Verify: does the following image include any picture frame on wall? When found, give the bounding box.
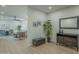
[33,21,41,27]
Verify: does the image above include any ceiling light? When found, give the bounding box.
[48,6,52,10]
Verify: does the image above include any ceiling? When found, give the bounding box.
[0,5,28,18]
[29,5,73,13]
[0,5,73,17]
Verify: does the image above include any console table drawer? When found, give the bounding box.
[64,37,77,43]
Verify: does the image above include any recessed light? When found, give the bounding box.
[48,6,52,10]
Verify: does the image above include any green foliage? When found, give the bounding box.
[17,25,21,32]
[43,20,53,38]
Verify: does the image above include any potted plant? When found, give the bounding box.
[16,25,21,38]
[43,20,52,42]
[17,25,21,32]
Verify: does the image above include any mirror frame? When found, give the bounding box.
[59,16,79,29]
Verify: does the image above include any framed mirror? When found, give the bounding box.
[60,16,79,29]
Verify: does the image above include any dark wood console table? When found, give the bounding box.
[57,33,79,51]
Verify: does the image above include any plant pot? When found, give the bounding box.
[47,37,51,42]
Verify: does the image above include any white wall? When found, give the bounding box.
[48,6,79,43]
[21,20,27,32]
[27,8,47,46]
